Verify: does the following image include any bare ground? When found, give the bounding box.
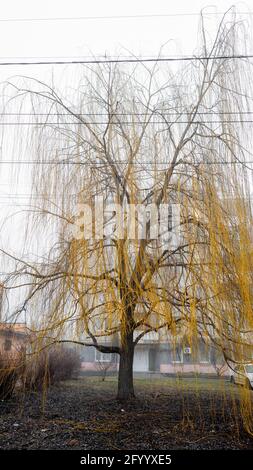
[0,376,253,450]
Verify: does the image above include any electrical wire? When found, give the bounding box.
[0,120,252,125]
[0,160,252,165]
[1,111,253,116]
[0,55,252,66]
[0,12,251,23]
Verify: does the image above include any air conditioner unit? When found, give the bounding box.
[184,347,191,354]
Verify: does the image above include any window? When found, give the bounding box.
[93,316,107,334]
[95,349,111,362]
[158,205,173,234]
[4,338,12,351]
[199,340,210,363]
[172,344,183,363]
[168,205,172,232]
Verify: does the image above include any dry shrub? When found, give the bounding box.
[23,346,81,391]
[0,352,23,399]
[95,360,117,381]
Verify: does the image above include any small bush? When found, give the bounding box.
[23,346,81,391]
[95,360,117,381]
[0,352,22,399]
[50,347,81,382]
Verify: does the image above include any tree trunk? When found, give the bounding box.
[117,334,135,401]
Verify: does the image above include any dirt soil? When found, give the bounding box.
[0,377,253,450]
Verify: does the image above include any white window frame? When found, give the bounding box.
[95,349,111,363]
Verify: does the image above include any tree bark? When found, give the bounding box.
[117,333,135,401]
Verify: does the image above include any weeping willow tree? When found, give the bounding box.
[1,11,253,405]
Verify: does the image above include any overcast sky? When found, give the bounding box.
[0,1,251,61]
[0,1,252,212]
[0,0,252,294]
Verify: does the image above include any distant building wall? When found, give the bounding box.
[160,363,230,375]
[0,323,28,357]
[78,338,229,375]
[133,348,149,371]
[80,345,118,371]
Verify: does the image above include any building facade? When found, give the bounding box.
[80,331,229,376]
[0,323,28,357]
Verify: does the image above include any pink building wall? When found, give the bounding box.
[160,363,230,375]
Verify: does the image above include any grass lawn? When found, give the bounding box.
[73,374,237,395]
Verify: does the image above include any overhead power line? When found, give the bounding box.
[0,54,252,66]
[1,111,253,116]
[0,120,252,125]
[0,12,251,23]
[0,160,252,166]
